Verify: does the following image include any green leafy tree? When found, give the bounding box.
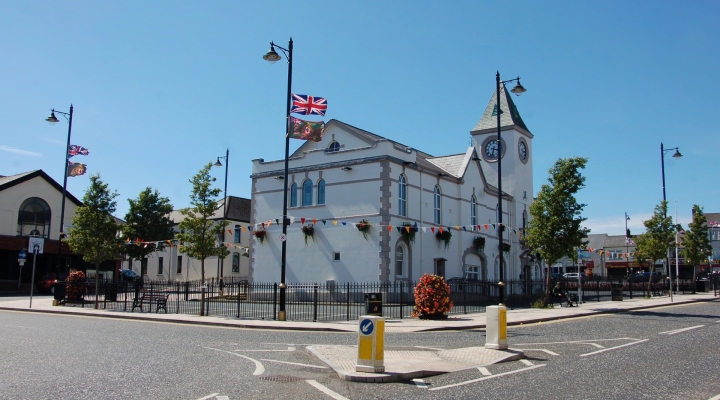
[525,157,590,305]
[680,205,712,287]
[633,201,675,292]
[123,188,174,273]
[66,174,121,309]
[175,163,229,316]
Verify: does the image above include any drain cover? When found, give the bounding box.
[258,375,305,383]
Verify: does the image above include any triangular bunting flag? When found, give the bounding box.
[484,224,489,231]
[322,220,326,225]
[387,225,393,232]
[431,227,435,234]
[405,226,411,233]
[312,218,317,225]
[333,221,338,225]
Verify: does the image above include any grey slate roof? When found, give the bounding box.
[425,153,467,177]
[604,235,632,248]
[586,234,607,250]
[169,196,250,224]
[471,82,529,133]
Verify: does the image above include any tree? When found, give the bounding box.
[123,188,174,274]
[680,205,712,288]
[524,157,590,305]
[633,201,674,293]
[175,163,229,316]
[66,174,121,309]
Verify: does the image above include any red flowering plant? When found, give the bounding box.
[253,229,267,244]
[412,273,454,319]
[66,270,87,301]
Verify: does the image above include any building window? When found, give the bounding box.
[434,258,446,277]
[434,185,442,224]
[471,195,477,230]
[333,252,340,261]
[232,252,240,272]
[141,258,148,276]
[326,141,340,153]
[17,197,51,238]
[522,210,527,233]
[466,264,480,280]
[317,179,325,205]
[302,179,313,206]
[395,244,406,277]
[398,174,407,217]
[290,183,298,207]
[234,225,241,243]
[177,256,182,274]
[158,257,164,275]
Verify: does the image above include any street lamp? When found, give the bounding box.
[263,38,293,321]
[214,149,229,282]
[625,212,631,275]
[660,142,682,203]
[495,72,526,305]
[45,105,74,273]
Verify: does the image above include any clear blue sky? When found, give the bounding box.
[2,1,718,236]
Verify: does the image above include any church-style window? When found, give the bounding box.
[433,185,442,224]
[471,195,477,230]
[17,197,51,238]
[326,141,340,153]
[398,175,407,217]
[290,183,298,207]
[317,179,326,205]
[302,179,313,206]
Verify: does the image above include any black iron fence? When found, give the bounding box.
[52,276,712,321]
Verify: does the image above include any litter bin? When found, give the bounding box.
[696,280,710,293]
[53,282,66,301]
[105,284,118,301]
[611,283,623,301]
[364,293,382,316]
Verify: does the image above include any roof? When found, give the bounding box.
[425,153,467,177]
[586,234,607,250]
[604,235,632,248]
[169,196,251,224]
[471,81,530,133]
[0,170,83,206]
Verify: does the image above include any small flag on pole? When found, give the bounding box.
[290,94,328,116]
[289,117,325,142]
[68,145,90,157]
[66,161,87,177]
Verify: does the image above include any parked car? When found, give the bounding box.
[36,273,68,294]
[118,269,141,283]
[563,273,586,280]
[630,272,662,282]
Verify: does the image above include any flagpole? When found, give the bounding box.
[46,105,73,274]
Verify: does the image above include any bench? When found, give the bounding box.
[132,293,170,313]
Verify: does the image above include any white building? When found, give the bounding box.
[250,84,536,284]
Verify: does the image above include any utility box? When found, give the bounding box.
[364,292,382,316]
[611,283,623,301]
[356,316,385,373]
[485,305,508,350]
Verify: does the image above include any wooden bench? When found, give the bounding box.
[132,293,170,313]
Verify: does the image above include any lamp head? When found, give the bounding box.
[263,44,282,64]
[214,157,223,167]
[45,111,59,125]
[510,79,526,96]
[672,149,682,158]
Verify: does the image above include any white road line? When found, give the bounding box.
[203,347,265,375]
[478,367,492,376]
[514,338,638,346]
[429,364,546,391]
[306,380,350,400]
[259,359,328,369]
[586,343,605,348]
[579,340,648,357]
[707,393,720,400]
[196,394,219,400]
[216,397,229,400]
[521,349,559,356]
[412,378,428,388]
[520,359,534,366]
[234,346,296,352]
[659,325,704,335]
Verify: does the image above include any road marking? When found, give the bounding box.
[520,359,534,366]
[203,347,265,375]
[235,346,296,352]
[708,394,720,400]
[216,397,229,400]
[429,364,546,391]
[579,339,648,357]
[412,378,428,388]
[196,394,219,400]
[414,346,446,351]
[659,325,704,335]
[259,359,328,369]
[586,343,605,348]
[478,367,492,376]
[306,380,350,400]
[514,337,638,346]
[521,349,559,356]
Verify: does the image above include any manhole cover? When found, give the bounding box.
[258,375,305,383]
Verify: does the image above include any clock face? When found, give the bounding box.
[519,141,527,160]
[484,140,499,159]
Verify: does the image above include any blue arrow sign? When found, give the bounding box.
[360,318,374,335]
[18,251,27,260]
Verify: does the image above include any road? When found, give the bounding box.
[0,301,718,399]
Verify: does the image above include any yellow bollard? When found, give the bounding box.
[356,316,385,373]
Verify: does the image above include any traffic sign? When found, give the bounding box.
[279,233,287,242]
[18,250,27,260]
[28,237,44,254]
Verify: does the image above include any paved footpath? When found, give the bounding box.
[2,293,716,382]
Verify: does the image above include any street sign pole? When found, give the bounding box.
[29,247,38,308]
[18,250,27,290]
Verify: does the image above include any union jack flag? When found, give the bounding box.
[290,94,327,116]
[68,145,90,157]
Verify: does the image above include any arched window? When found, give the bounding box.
[433,185,442,224]
[234,225,241,243]
[398,174,407,217]
[290,183,298,207]
[302,179,313,206]
[326,141,340,153]
[395,243,406,278]
[317,179,325,205]
[17,197,51,238]
[471,195,477,230]
[232,252,240,272]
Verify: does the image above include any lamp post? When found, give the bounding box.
[625,212,631,275]
[214,149,229,283]
[45,105,74,273]
[660,142,681,282]
[494,72,526,305]
[263,38,293,321]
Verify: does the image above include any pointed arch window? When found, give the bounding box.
[302,179,313,206]
[433,185,442,224]
[471,195,477,230]
[290,182,298,207]
[317,179,326,205]
[17,197,51,238]
[398,174,407,217]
